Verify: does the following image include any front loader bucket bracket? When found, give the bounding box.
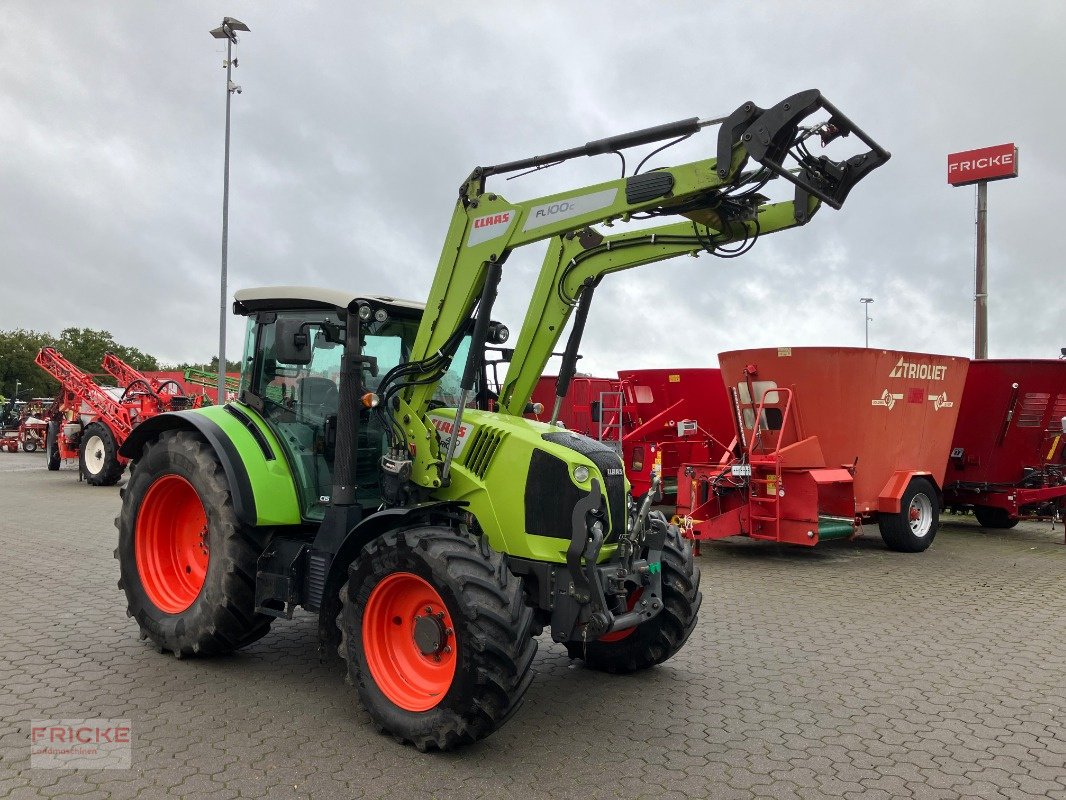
[717,89,891,219]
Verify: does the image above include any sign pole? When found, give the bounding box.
[975,181,988,359]
[947,142,1016,362]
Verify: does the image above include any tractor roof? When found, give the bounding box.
[233,286,425,315]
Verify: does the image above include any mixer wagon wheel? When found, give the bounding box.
[973,507,1019,530]
[79,422,125,486]
[566,524,702,673]
[878,477,939,552]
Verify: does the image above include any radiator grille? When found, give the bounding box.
[462,426,505,478]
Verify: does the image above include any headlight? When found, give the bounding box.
[374,308,389,323]
[573,465,590,483]
[358,305,373,321]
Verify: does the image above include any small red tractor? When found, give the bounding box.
[34,348,200,484]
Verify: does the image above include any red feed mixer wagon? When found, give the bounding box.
[677,347,969,552]
[944,359,1066,529]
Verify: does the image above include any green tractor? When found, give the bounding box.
[116,91,888,750]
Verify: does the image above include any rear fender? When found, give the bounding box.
[877,470,936,514]
[119,407,301,527]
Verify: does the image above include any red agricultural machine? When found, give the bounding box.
[528,375,619,437]
[616,368,734,500]
[677,347,969,552]
[34,348,200,484]
[528,369,734,501]
[0,398,50,453]
[944,359,1066,529]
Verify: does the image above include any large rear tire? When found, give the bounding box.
[79,422,124,486]
[879,477,939,552]
[566,524,702,674]
[338,526,537,751]
[116,430,271,656]
[973,506,1020,530]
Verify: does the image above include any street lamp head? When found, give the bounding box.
[860,297,874,304]
[210,17,250,43]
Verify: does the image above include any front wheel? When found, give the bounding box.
[879,477,939,552]
[79,422,124,485]
[566,524,702,674]
[45,421,61,470]
[116,430,272,656]
[338,526,537,751]
[22,437,38,453]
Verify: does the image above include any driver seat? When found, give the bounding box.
[297,376,338,417]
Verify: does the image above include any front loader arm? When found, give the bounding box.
[389,89,888,490]
[499,197,815,416]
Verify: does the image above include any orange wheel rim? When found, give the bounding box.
[599,587,644,643]
[362,572,457,712]
[134,475,209,614]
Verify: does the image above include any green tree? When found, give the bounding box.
[56,328,158,375]
[0,327,160,398]
[0,329,55,398]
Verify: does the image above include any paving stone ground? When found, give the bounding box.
[0,450,1063,799]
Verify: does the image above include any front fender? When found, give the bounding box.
[120,406,301,528]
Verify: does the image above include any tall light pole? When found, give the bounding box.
[860,297,874,348]
[209,17,249,405]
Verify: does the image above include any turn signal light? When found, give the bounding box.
[362,392,380,408]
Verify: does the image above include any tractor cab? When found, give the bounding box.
[233,287,474,519]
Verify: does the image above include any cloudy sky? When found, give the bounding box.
[1,2,1061,377]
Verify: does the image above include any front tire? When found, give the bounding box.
[79,422,124,486]
[879,477,939,552]
[338,526,537,751]
[22,437,38,453]
[566,524,702,674]
[45,421,61,470]
[973,506,1019,530]
[116,430,271,656]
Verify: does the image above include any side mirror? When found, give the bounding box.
[276,319,312,365]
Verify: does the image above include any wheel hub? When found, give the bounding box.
[413,612,446,656]
[362,573,458,712]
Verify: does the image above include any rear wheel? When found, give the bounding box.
[973,506,1019,529]
[116,430,271,656]
[338,526,537,751]
[566,524,702,674]
[79,422,124,486]
[45,421,60,470]
[879,477,939,552]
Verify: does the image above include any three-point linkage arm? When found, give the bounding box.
[386,89,889,489]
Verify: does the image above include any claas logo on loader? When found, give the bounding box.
[473,212,512,229]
